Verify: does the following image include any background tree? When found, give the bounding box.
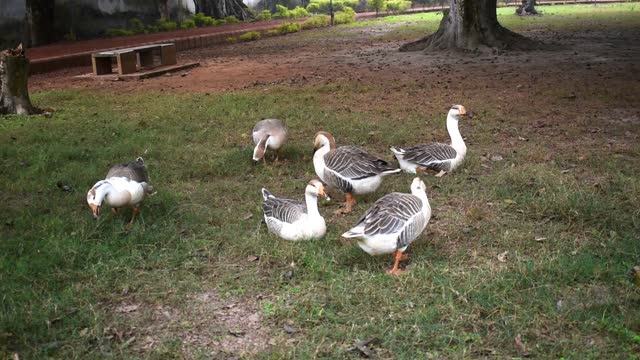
[516,0,539,16]
[369,0,386,15]
[400,0,537,52]
[25,0,55,47]
[0,45,39,115]
[194,0,252,20]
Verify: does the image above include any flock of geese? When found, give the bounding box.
[87,105,470,275]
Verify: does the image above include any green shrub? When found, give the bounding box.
[129,18,146,34]
[226,37,238,43]
[224,15,240,24]
[146,25,160,33]
[180,19,196,29]
[274,5,291,19]
[217,19,227,25]
[239,31,261,41]
[334,7,356,24]
[290,6,309,18]
[267,29,280,36]
[274,22,301,34]
[302,15,331,29]
[368,0,386,13]
[385,0,411,12]
[256,10,272,21]
[156,19,178,31]
[105,28,135,37]
[306,0,358,14]
[191,12,217,26]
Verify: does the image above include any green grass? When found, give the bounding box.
[2,3,640,358]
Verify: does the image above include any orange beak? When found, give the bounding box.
[459,106,467,117]
[89,204,101,219]
[318,186,330,201]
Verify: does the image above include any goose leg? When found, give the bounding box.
[387,251,407,276]
[334,193,357,214]
[274,149,280,163]
[435,170,447,178]
[262,156,267,166]
[126,207,139,229]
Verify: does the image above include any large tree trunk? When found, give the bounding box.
[25,0,55,47]
[0,45,39,115]
[157,0,170,20]
[400,0,536,52]
[195,0,251,21]
[516,0,539,16]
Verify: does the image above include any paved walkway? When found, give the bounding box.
[25,0,630,74]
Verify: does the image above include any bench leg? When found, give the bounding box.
[117,52,137,75]
[139,50,154,68]
[92,56,112,75]
[160,44,177,66]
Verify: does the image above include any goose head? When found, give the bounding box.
[447,104,470,121]
[410,177,427,197]
[253,135,270,162]
[86,180,108,219]
[313,131,336,154]
[307,179,329,199]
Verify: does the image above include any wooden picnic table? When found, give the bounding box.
[91,43,177,76]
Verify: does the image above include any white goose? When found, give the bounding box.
[342,177,431,275]
[313,131,401,214]
[261,179,328,241]
[391,105,470,177]
[87,157,154,228]
[252,119,288,164]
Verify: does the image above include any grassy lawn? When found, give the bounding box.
[2,3,640,359]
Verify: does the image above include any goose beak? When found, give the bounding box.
[459,106,467,117]
[90,204,101,219]
[318,186,330,201]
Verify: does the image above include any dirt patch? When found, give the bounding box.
[110,291,274,358]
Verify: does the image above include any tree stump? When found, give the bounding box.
[516,0,539,16]
[0,44,39,115]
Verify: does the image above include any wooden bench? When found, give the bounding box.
[91,43,177,76]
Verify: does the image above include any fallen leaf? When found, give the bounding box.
[228,330,245,337]
[518,136,528,141]
[283,324,297,334]
[242,212,253,220]
[79,328,89,337]
[497,251,509,263]
[514,334,529,356]
[247,255,259,262]
[491,154,504,162]
[504,199,516,205]
[534,237,547,242]
[347,337,378,358]
[116,304,139,313]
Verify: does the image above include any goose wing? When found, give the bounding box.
[402,143,457,172]
[106,157,150,183]
[262,190,306,224]
[253,119,287,144]
[325,146,397,180]
[356,193,425,247]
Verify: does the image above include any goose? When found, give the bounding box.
[342,177,431,275]
[87,157,155,227]
[313,131,401,214]
[261,179,328,241]
[252,119,288,164]
[391,105,470,177]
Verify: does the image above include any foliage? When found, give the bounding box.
[156,18,178,31]
[274,5,309,19]
[273,21,302,34]
[226,36,238,43]
[306,0,359,14]
[239,31,261,41]
[128,18,145,34]
[224,15,241,24]
[334,7,356,24]
[369,0,386,14]
[105,28,135,37]
[191,12,218,26]
[180,19,196,29]
[256,9,272,21]
[302,14,331,29]
[385,0,411,13]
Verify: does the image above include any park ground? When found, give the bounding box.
[2,3,640,359]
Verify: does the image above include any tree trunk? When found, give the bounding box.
[516,0,539,16]
[0,45,39,115]
[158,0,170,19]
[195,0,251,21]
[400,0,537,52]
[25,0,55,47]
